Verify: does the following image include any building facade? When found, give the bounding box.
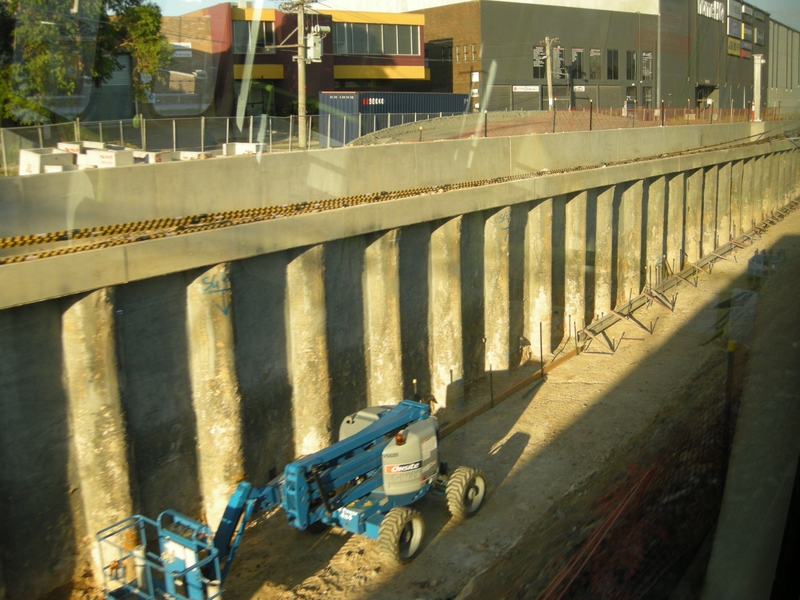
[332,0,798,113]
[154,3,427,117]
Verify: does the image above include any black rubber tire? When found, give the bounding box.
[377,507,425,565]
[446,466,486,519]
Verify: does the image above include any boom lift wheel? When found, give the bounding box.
[446,466,486,519]
[378,507,425,565]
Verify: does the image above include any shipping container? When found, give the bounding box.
[318,91,470,148]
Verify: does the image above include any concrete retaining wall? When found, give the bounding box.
[0,126,798,599]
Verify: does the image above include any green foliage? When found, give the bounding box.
[1,0,172,123]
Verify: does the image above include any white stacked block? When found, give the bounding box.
[19,148,75,176]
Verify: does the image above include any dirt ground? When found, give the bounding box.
[214,205,800,600]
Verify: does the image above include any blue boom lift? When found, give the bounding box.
[96,400,486,599]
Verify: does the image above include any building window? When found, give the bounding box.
[589,48,601,79]
[383,24,397,54]
[553,46,565,79]
[351,23,368,54]
[367,23,382,54]
[607,49,619,80]
[572,48,585,79]
[232,21,275,54]
[626,50,636,80]
[456,45,460,62]
[472,44,476,61]
[642,51,654,81]
[333,23,420,56]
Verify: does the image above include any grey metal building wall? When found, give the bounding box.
[478,3,659,110]
[768,20,800,112]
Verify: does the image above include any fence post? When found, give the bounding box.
[1,128,7,177]
[414,112,418,122]
[172,119,177,152]
[552,105,556,133]
[358,113,362,138]
[201,116,205,153]
[589,99,593,131]
[269,117,273,152]
[327,113,331,149]
[484,109,488,137]
[99,122,104,143]
[709,104,714,124]
[249,115,253,143]
[661,100,665,127]
[38,126,44,148]
[289,115,293,151]
[141,116,146,151]
[343,114,347,145]
[226,117,230,144]
[75,117,80,142]
[120,120,124,146]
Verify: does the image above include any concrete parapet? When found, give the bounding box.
[187,264,245,529]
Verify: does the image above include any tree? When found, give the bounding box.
[1,0,172,124]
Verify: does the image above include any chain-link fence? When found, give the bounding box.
[1,107,796,177]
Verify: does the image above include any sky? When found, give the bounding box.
[157,0,800,30]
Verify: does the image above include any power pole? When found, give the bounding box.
[542,36,559,112]
[296,0,307,149]
[753,53,765,122]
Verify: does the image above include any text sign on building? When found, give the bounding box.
[753,9,764,21]
[727,17,741,37]
[740,48,752,59]
[642,51,654,80]
[698,0,725,22]
[741,39,752,51]
[741,4,753,16]
[171,42,192,58]
[573,85,586,92]
[741,22,753,41]
[755,27,764,45]
[727,37,741,55]
[533,46,545,68]
[513,85,540,92]
[727,0,742,20]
